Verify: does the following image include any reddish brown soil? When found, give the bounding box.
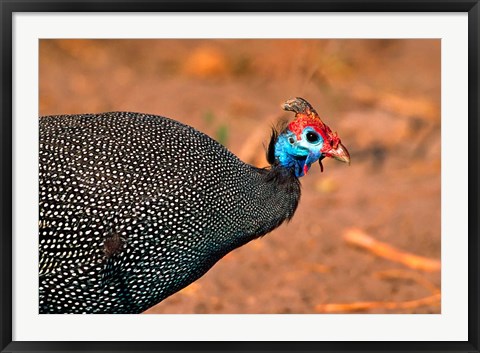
[40,39,441,314]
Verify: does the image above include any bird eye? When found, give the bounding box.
[306,131,319,143]
[288,137,295,144]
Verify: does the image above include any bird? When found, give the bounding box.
[39,97,350,314]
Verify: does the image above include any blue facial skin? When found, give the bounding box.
[274,127,324,177]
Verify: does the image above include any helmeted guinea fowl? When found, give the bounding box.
[39,97,350,314]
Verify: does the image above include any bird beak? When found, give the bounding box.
[327,142,351,165]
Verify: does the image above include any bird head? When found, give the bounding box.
[273,97,350,177]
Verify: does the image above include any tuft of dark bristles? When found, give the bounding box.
[266,120,289,166]
[266,128,278,165]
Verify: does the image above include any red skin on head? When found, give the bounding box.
[287,113,341,157]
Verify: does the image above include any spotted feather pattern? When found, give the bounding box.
[39,112,300,313]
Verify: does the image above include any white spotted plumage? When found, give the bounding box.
[39,112,300,313]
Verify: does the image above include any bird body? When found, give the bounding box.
[39,98,349,314]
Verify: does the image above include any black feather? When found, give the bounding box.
[39,112,302,313]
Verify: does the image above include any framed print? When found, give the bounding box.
[1,1,479,352]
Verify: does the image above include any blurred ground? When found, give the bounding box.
[40,39,441,314]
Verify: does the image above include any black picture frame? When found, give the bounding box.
[1,1,478,352]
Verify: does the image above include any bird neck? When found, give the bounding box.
[247,164,301,236]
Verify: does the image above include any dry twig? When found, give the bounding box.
[374,269,440,295]
[344,228,441,272]
[314,293,441,313]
